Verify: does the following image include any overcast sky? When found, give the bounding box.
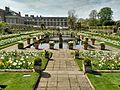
[0,0,120,20]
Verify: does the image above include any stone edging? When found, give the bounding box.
[94,70,120,73]
[85,74,95,90]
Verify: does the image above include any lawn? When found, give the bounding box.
[0,72,39,90]
[87,73,120,90]
[75,59,83,71]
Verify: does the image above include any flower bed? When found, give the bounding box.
[0,51,46,69]
[79,51,120,70]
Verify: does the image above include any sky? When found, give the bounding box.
[0,0,120,20]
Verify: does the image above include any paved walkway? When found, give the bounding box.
[37,49,92,90]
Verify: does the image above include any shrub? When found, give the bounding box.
[18,41,24,49]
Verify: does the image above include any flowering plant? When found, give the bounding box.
[0,51,45,69]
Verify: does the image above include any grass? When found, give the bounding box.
[0,72,39,90]
[75,58,83,71]
[87,73,120,90]
[0,42,18,50]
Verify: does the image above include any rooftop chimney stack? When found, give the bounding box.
[5,7,10,12]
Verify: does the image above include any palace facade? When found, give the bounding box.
[0,7,68,28]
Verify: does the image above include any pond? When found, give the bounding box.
[37,35,83,49]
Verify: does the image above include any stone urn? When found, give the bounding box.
[85,37,89,42]
[100,42,105,50]
[75,50,79,59]
[91,38,96,45]
[45,50,53,59]
[83,41,88,50]
[33,36,37,43]
[18,41,24,49]
[83,58,92,73]
[34,57,42,73]
[34,40,40,49]
[49,41,55,49]
[68,41,74,49]
[27,37,31,44]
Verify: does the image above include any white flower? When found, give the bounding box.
[13,62,17,66]
[18,62,22,65]
[115,61,118,63]
[26,56,29,58]
[0,56,4,59]
[99,64,102,67]
[20,57,24,61]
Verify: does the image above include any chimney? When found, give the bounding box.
[30,15,34,18]
[18,12,21,16]
[25,14,28,17]
[5,7,10,12]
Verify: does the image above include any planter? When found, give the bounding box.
[91,38,96,45]
[81,35,84,40]
[83,59,92,73]
[49,41,55,49]
[83,41,88,50]
[33,36,37,43]
[68,41,74,49]
[85,37,89,42]
[71,32,75,37]
[34,57,42,73]
[75,50,79,59]
[37,34,40,40]
[100,42,105,50]
[34,40,40,49]
[27,37,31,44]
[18,41,24,49]
[45,50,53,59]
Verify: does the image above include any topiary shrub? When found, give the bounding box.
[84,58,92,73]
[100,42,105,50]
[83,41,88,50]
[91,38,96,45]
[34,57,42,73]
[18,41,24,49]
[27,37,31,44]
[68,41,74,49]
[45,50,53,59]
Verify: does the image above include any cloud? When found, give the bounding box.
[0,0,120,20]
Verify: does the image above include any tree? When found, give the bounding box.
[75,21,81,31]
[89,10,97,19]
[98,7,113,25]
[68,10,77,29]
[89,10,98,26]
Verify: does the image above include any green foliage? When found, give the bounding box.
[34,57,42,66]
[75,50,79,59]
[84,58,91,66]
[45,50,53,59]
[103,20,115,26]
[0,22,7,28]
[98,7,113,24]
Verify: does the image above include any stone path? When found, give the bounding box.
[36,49,92,90]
